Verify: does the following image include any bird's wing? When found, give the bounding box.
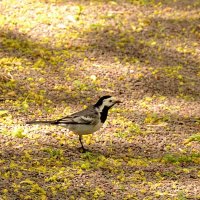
[55,106,98,125]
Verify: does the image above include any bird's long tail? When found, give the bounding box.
[26,120,57,125]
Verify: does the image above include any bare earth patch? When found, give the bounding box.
[0,0,200,199]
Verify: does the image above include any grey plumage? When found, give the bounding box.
[26,96,121,152]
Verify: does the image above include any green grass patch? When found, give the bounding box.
[43,148,63,158]
[185,133,200,143]
[1,126,27,138]
[162,153,200,164]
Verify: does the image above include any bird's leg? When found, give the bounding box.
[79,135,86,153]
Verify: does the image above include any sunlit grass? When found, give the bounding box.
[0,0,199,198]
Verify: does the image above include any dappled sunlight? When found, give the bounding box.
[151,6,200,20]
[0,0,200,199]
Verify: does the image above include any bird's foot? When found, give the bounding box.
[78,147,89,153]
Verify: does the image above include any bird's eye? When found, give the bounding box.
[109,100,112,102]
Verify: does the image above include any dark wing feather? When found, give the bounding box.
[55,106,98,125]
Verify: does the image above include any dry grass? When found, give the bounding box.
[0,0,200,199]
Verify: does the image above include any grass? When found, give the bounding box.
[0,0,200,199]
[162,153,200,165]
[185,133,200,143]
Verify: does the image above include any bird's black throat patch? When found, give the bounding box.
[100,106,109,123]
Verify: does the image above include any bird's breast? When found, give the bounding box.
[66,121,103,135]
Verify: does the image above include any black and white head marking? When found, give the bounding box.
[94,96,121,123]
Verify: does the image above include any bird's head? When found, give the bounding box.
[94,95,121,111]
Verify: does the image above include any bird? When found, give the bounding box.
[26,95,121,152]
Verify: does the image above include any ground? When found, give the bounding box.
[0,0,200,199]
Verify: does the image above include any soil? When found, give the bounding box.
[0,0,200,199]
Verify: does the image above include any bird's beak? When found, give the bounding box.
[115,100,122,104]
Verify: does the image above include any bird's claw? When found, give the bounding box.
[78,147,89,153]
